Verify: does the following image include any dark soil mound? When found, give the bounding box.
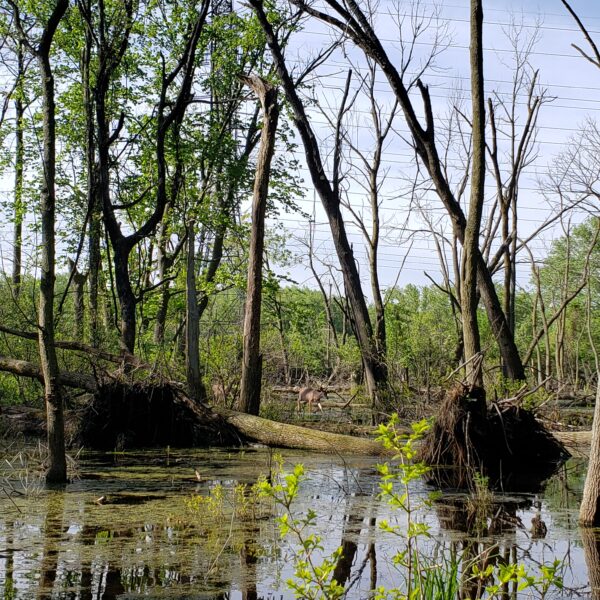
[419,383,570,491]
[78,381,243,450]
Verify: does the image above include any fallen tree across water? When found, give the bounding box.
[213,407,386,455]
[0,355,386,455]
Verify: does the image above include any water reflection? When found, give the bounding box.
[582,527,600,599]
[39,492,66,597]
[0,448,596,598]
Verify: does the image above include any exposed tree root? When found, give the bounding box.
[419,383,571,491]
[78,381,242,450]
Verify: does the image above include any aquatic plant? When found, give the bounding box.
[259,415,565,599]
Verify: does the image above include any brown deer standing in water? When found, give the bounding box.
[297,387,327,413]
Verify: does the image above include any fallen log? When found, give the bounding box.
[0,355,97,391]
[214,407,388,455]
[0,326,144,367]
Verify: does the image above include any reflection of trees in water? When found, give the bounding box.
[329,470,380,594]
[582,527,600,600]
[39,490,66,597]
[435,496,542,599]
[541,459,587,521]
[2,518,16,599]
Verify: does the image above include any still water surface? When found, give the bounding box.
[0,446,596,599]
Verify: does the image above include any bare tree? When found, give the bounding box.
[329,60,400,369]
[290,0,526,381]
[483,21,549,361]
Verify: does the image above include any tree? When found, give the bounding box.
[289,0,525,381]
[249,0,390,413]
[6,0,70,483]
[238,76,279,416]
[86,0,209,354]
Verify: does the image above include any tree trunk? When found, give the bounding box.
[476,255,525,380]
[580,376,600,526]
[153,224,170,345]
[81,2,101,347]
[238,76,279,415]
[115,244,137,354]
[69,259,87,341]
[461,0,485,388]
[12,42,24,299]
[215,408,387,455]
[87,190,102,346]
[186,221,204,402]
[35,0,70,482]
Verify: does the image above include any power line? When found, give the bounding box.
[299,18,600,60]
[375,0,600,26]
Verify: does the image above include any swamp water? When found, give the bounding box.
[0,446,597,599]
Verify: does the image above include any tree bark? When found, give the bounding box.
[238,76,279,416]
[186,221,205,402]
[580,376,600,526]
[12,41,24,299]
[32,0,70,483]
[215,407,388,455]
[68,259,87,341]
[81,7,101,347]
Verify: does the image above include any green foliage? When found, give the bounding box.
[385,286,459,384]
[258,464,346,600]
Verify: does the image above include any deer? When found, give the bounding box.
[297,387,327,413]
[212,382,226,404]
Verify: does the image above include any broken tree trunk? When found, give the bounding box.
[238,75,279,416]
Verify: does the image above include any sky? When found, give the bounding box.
[1,0,600,302]
[267,0,600,298]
